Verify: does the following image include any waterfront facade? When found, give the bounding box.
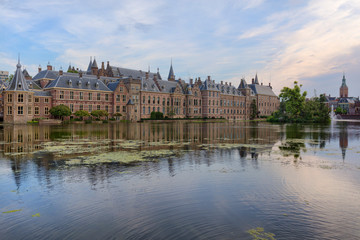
[2,58,279,123]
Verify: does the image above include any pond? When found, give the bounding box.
[0,121,359,239]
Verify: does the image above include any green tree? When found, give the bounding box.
[49,104,71,120]
[250,99,258,120]
[74,110,90,120]
[91,110,108,119]
[6,74,14,82]
[279,81,307,120]
[150,111,164,120]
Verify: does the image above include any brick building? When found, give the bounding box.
[2,58,279,123]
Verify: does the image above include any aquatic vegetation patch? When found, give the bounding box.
[319,165,333,169]
[247,227,276,240]
[32,213,40,217]
[2,209,22,214]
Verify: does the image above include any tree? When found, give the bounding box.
[279,81,307,120]
[91,110,108,119]
[74,110,90,120]
[150,111,164,120]
[250,99,258,120]
[5,74,14,82]
[49,104,71,120]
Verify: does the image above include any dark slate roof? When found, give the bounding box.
[238,78,248,89]
[248,84,277,97]
[32,70,58,80]
[254,74,259,84]
[33,91,51,96]
[7,61,30,91]
[110,66,158,79]
[156,68,162,80]
[92,58,98,68]
[142,77,161,92]
[200,79,220,91]
[22,69,31,78]
[44,75,111,92]
[218,83,242,96]
[107,81,120,91]
[156,79,179,93]
[168,64,174,80]
[27,80,42,90]
[87,57,93,74]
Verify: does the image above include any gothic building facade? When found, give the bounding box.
[2,58,279,123]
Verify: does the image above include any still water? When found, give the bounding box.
[0,121,359,239]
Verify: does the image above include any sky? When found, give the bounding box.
[1,0,360,97]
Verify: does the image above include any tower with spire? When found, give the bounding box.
[91,57,98,75]
[4,57,34,123]
[168,60,175,81]
[340,73,348,98]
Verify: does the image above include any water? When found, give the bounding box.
[0,121,360,239]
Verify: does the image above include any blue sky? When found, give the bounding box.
[1,0,360,97]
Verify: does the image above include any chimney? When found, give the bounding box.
[47,62,52,71]
[38,65,42,73]
[79,72,83,78]
[101,62,105,70]
[59,67,63,75]
[229,82,232,86]
[145,72,149,79]
[221,81,223,85]
[76,68,79,71]
[207,76,211,81]
[225,82,228,85]
[269,82,271,86]
[252,78,255,84]
[153,74,157,81]
[190,78,193,85]
[261,82,263,85]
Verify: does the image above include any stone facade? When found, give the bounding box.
[1,59,280,123]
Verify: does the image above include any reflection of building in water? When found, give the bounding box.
[339,123,348,161]
[1,122,280,187]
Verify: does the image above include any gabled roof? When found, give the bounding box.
[109,66,158,79]
[26,80,42,90]
[156,79,179,93]
[168,63,174,80]
[254,73,259,85]
[238,78,248,89]
[200,79,220,91]
[23,69,31,78]
[92,58,98,68]
[248,84,277,97]
[44,75,111,92]
[141,77,161,92]
[32,70,58,81]
[7,61,30,91]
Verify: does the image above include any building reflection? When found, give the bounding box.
[339,123,348,161]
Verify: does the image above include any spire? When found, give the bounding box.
[92,56,98,68]
[7,59,30,91]
[157,67,162,80]
[254,73,259,85]
[168,60,175,81]
[341,73,347,87]
[87,56,93,73]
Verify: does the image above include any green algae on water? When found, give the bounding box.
[3,209,22,214]
[247,227,276,240]
[32,213,40,217]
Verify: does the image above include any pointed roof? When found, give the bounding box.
[255,73,259,85]
[22,69,31,78]
[92,57,98,69]
[157,68,162,80]
[7,59,30,91]
[168,61,174,80]
[87,57,93,73]
[238,78,248,89]
[341,73,347,87]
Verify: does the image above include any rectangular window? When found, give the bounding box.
[123,106,126,112]
[122,95,126,102]
[80,92,83,100]
[35,97,39,103]
[45,107,49,115]
[60,91,64,99]
[97,105,100,110]
[70,104,74,112]
[143,106,145,114]
[116,106,120,112]
[35,107,39,115]
[97,93,101,101]
[7,94,12,103]
[89,105,92,112]
[7,106,12,115]
[28,107,32,115]
[18,94,23,102]
[80,104,83,110]
[18,106,23,115]
[105,94,109,101]
[117,95,121,102]
[70,91,74,100]
[120,87,123,92]
[105,106,108,112]
[89,93,92,100]
[28,95,32,102]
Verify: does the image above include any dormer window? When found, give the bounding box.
[151,84,155,89]
[18,83,22,88]
[68,79,72,86]
[161,85,164,89]
[143,83,147,88]
[95,82,99,89]
[77,80,82,86]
